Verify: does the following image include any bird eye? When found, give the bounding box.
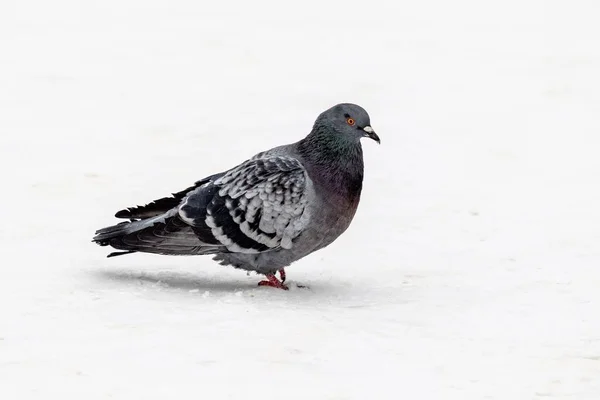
[346,118,355,126]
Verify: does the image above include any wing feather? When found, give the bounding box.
[179,156,310,253]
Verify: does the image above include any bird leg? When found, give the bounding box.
[278,268,286,283]
[258,272,289,290]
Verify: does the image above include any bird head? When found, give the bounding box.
[315,103,380,144]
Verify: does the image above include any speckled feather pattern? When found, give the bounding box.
[179,156,310,253]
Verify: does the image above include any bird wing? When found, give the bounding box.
[178,155,310,254]
[113,173,224,220]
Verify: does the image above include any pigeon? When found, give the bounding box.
[92,103,380,289]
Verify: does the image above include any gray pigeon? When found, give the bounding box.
[93,103,380,289]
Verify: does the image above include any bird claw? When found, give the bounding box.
[258,273,289,290]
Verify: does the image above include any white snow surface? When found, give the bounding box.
[1,1,600,399]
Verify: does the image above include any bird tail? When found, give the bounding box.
[93,211,175,244]
[92,210,222,257]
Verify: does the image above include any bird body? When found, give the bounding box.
[93,103,379,288]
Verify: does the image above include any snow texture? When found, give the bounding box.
[1,1,599,399]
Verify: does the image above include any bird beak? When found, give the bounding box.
[362,126,380,144]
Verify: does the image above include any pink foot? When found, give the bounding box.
[278,268,286,283]
[258,273,289,290]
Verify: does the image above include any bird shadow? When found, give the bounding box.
[93,268,260,293]
[90,267,383,308]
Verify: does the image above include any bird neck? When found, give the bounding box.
[297,128,365,202]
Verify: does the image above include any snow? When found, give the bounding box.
[1,0,600,398]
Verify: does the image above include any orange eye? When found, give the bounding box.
[346,117,355,126]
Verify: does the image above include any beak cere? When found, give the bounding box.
[362,126,381,144]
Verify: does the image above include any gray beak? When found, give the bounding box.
[362,126,380,144]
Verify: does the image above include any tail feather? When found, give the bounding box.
[93,211,177,245]
[107,250,137,258]
[93,209,226,256]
